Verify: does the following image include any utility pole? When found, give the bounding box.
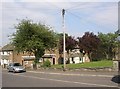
[62,9,66,70]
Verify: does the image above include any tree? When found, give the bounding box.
[58,33,77,64]
[98,32,118,60]
[77,32,101,61]
[12,19,57,69]
[59,34,77,53]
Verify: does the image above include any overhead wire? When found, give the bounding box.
[65,2,89,10]
[65,10,98,35]
[65,10,117,33]
[44,2,117,27]
[30,2,117,34]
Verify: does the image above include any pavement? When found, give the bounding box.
[1,66,119,78]
[25,68,119,78]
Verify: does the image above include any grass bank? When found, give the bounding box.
[51,60,113,69]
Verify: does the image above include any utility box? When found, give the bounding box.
[113,41,120,72]
[113,60,120,71]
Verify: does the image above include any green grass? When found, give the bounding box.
[51,60,113,69]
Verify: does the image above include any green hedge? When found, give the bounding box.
[42,60,51,67]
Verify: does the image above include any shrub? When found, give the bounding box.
[42,60,51,67]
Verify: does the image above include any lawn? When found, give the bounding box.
[51,60,113,69]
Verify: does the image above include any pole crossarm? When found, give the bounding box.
[62,9,65,17]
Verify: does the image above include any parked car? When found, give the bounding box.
[7,63,26,73]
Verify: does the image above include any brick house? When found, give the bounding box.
[0,44,90,68]
[0,44,15,68]
[0,44,60,68]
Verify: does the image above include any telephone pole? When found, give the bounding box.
[62,9,66,70]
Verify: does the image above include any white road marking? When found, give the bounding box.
[2,69,114,78]
[28,71,113,78]
[3,72,117,87]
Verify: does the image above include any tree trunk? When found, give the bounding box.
[33,62,37,69]
[33,49,44,69]
[33,57,39,69]
[67,51,70,64]
[89,52,92,61]
[105,52,109,59]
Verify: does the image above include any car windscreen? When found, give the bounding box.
[13,63,21,66]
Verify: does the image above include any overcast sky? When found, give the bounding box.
[1,0,119,47]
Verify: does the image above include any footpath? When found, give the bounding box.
[26,68,119,78]
[1,66,119,77]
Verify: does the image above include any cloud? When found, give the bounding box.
[2,0,119,2]
[0,2,2,46]
[69,2,117,25]
[2,2,63,45]
[91,3,118,25]
[1,1,118,46]
[2,2,58,27]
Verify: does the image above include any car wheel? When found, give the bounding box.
[8,70,10,72]
[13,69,16,73]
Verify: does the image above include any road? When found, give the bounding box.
[0,67,2,88]
[2,69,120,88]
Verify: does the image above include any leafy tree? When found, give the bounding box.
[58,33,67,54]
[58,33,77,64]
[77,32,101,61]
[58,34,77,53]
[98,32,118,60]
[12,19,57,69]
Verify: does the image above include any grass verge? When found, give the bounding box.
[51,60,113,69]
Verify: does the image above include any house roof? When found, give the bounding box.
[1,44,14,51]
[1,55,9,59]
[42,54,55,58]
[22,56,35,61]
[69,53,82,58]
[113,59,120,61]
[22,54,56,61]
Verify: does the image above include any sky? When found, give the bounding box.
[1,0,119,47]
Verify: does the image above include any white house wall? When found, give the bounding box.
[73,57,79,64]
[83,57,85,62]
[69,57,83,64]
[69,58,72,64]
[0,51,11,67]
[0,59,10,68]
[0,52,11,55]
[0,59,4,65]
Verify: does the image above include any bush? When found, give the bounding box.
[42,60,51,67]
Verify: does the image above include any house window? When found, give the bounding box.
[80,57,82,61]
[25,61,28,64]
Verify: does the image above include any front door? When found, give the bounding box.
[53,58,55,65]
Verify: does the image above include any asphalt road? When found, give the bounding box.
[2,69,119,88]
[0,67,2,88]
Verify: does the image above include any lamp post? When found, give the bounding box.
[62,9,66,70]
[116,30,120,88]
